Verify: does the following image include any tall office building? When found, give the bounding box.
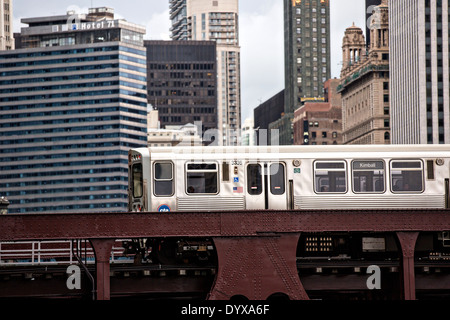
[0,0,14,50]
[366,0,382,48]
[145,40,217,140]
[253,90,285,146]
[169,0,241,146]
[0,8,148,213]
[278,0,331,145]
[390,0,450,144]
[339,0,390,146]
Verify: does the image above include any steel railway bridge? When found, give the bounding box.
[0,209,450,301]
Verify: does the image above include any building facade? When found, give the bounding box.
[338,1,390,145]
[366,0,382,48]
[293,79,343,145]
[169,0,241,146]
[145,40,217,140]
[278,0,331,145]
[0,8,148,213]
[390,0,450,144]
[241,117,255,146]
[148,124,202,148]
[293,102,343,145]
[253,90,285,146]
[0,0,14,50]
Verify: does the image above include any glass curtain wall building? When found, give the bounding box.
[145,40,217,139]
[0,8,148,213]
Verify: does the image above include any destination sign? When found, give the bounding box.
[352,161,384,170]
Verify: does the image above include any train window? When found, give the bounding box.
[270,163,285,195]
[352,161,385,193]
[223,162,230,182]
[154,162,174,197]
[132,163,143,198]
[186,162,218,195]
[247,164,262,195]
[390,160,424,193]
[314,161,347,193]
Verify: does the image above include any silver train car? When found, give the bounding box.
[128,145,450,213]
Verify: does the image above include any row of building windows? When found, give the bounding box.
[1,142,140,154]
[0,167,128,180]
[9,202,128,214]
[0,89,147,102]
[11,194,127,206]
[0,80,146,94]
[1,106,146,120]
[0,123,146,138]
[5,185,128,198]
[158,106,216,114]
[0,45,145,60]
[0,71,146,86]
[3,176,127,189]
[0,132,145,146]
[1,150,128,164]
[1,98,147,112]
[0,54,124,68]
[0,62,146,77]
[1,115,146,129]
[295,7,327,15]
[424,0,446,144]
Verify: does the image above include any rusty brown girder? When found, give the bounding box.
[1,209,449,301]
[0,209,449,241]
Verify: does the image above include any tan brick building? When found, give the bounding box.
[0,0,14,50]
[293,79,343,145]
[338,0,390,145]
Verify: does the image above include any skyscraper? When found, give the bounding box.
[145,40,217,139]
[390,0,450,144]
[339,0,390,145]
[0,8,148,213]
[366,0,382,48]
[278,0,331,145]
[0,0,14,50]
[169,0,241,146]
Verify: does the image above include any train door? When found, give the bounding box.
[245,162,288,210]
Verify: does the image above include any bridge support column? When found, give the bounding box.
[397,232,419,301]
[208,233,308,300]
[90,239,115,301]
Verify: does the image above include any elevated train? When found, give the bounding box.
[127,145,450,264]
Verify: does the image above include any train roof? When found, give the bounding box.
[132,144,450,159]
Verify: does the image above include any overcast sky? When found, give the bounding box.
[13,0,366,122]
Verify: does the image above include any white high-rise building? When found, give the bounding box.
[390,0,450,144]
[169,0,241,146]
[0,0,14,50]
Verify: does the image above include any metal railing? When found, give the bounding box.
[0,240,131,266]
